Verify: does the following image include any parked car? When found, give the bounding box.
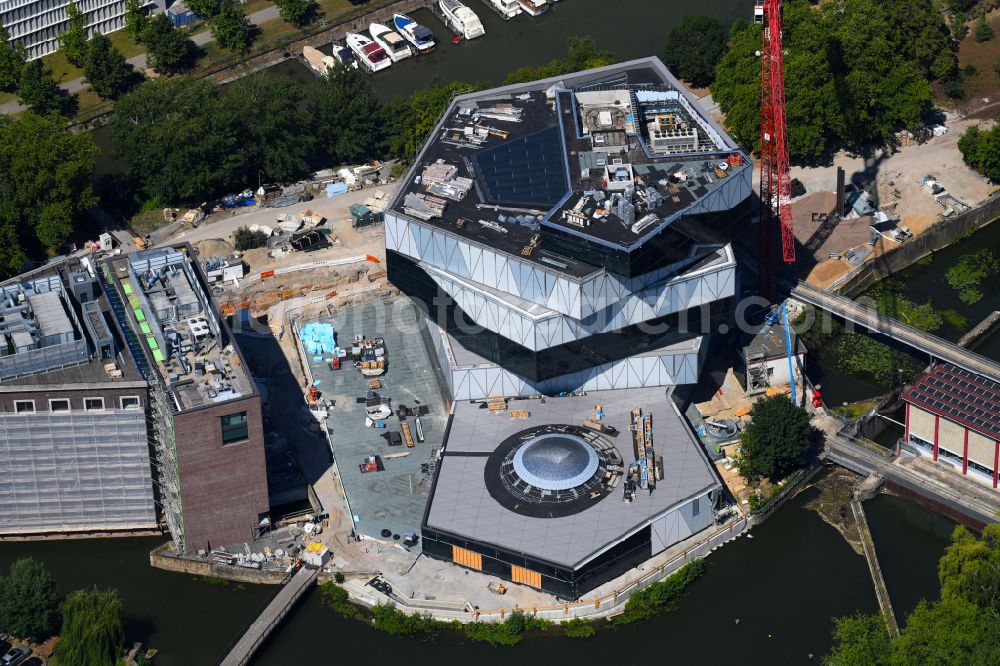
[2,646,31,666]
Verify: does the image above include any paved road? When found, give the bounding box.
[792,281,1000,381]
[0,4,282,115]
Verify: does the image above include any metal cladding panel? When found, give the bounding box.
[448,346,704,400]
[427,261,736,352]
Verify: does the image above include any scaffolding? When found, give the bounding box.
[148,381,185,552]
[746,346,771,394]
[0,410,156,534]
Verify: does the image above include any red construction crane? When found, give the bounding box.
[757,0,795,300]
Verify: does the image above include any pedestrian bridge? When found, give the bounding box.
[791,282,1000,382]
[218,565,319,666]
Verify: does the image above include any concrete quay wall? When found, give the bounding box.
[832,195,1000,297]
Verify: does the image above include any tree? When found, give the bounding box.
[382,80,482,162]
[275,0,317,28]
[123,0,149,40]
[0,25,26,92]
[52,588,125,666]
[58,1,90,67]
[711,22,763,152]
[504,35,615,85]
[141,13,195,73]
[826,512,1000,666]
[735,394,812,483]
[958,122,1000,183]
[112,77,243,203]
[0,113,97,269]
[973,14,994,42]
[210,0,257,53]
[661,15,726,88]
[309,61,381,164]
[824,613,892,666]
[83,33,138,100]
[0,558,60,642]
[938,525,1000,611]
[187,0,221,18]
[225,72,312,182]
[882,0,957,81]
[234,226,269,250]
[16,60,77,116]
[830,0,932,146]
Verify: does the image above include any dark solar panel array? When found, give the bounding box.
[475,126,569,207]
[908,364,1000,438]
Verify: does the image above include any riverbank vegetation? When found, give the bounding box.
[825,524,1000,665]
[795,306,923,390]
[612,560,706,625]
[319,560,707,643]
[660,16,726,89]
[712,0,954,161]
[0,558,60,642]
[503,36,615,85]
[0,557,134,665]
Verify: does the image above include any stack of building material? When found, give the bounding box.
[403,193,447,220]
[422,162,459,186]
[426,177,474,201]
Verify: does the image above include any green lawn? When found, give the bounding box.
[108,30,145,59]
[40,29,145,84]
[0,91,16,105]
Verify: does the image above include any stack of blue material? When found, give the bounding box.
[300,322,337,355]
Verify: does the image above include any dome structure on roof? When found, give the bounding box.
[512,433,600,491]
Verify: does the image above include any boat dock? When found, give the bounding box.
[217,565,319,666]
[850,497,900,637]
[429,2,463,37]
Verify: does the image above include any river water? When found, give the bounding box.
[858,220,1000,361]
[0,485,954,665]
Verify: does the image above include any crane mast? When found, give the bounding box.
[757,0,795,300]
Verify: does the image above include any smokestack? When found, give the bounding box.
[836,167,845,218]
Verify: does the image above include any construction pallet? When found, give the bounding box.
[509,410,529,420]
[367,379,382,389]
[402,422,415,448]
[487,397,507,413]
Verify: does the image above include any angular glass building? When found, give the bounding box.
[386,57,751,400]
[391,58,746,598]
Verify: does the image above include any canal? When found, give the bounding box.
[858,220,1000,361]
[90,0,748,175]
[0,484,955,665]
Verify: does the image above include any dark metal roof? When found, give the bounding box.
[903,363,1000,440]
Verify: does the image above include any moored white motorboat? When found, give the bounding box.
[393,13,436,52]
[481,0,520,19]
[516,0,548,16]
[369,22,413,62]
[345,32,392,73]
[439,0,485,40]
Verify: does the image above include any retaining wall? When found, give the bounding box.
[149,543,290,584]
[832,195,1000,297]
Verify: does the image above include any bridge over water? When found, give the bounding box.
[790,282,1000,382]
[218,565,319,666]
